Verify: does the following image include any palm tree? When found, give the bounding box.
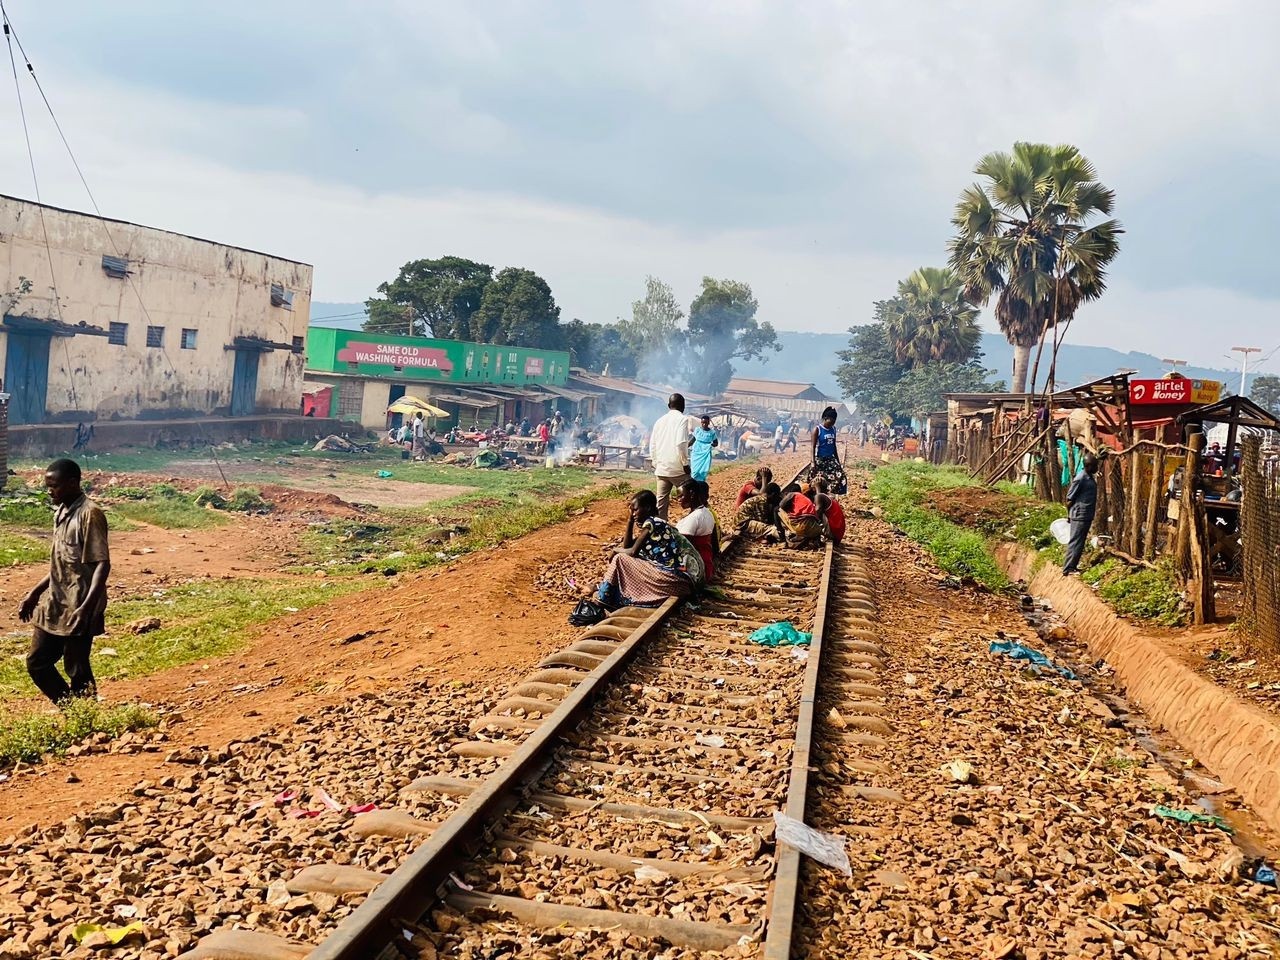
[948,142,1122,393]
[879,266,982,367]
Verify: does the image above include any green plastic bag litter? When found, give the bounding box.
[748,621,812,647]
[375,470,394,479]
[1152,804,1233,833]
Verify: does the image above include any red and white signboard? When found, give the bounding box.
[336,341,454,374]
[1128,378,1221,406]
[524,356,545,376]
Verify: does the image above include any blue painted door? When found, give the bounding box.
[4,331,51,424]
[230,349,260,417]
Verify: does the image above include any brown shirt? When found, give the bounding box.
[34,495,110,637]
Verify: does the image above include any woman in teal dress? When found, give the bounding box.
[690,415,719,482]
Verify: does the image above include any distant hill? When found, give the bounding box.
[736,330,1245,400]
[309,303,1247,400]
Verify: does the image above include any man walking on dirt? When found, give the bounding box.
[18,459,111,704]
[1062,455,1099,576]
[649,393,692,520]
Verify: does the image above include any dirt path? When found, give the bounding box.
[0,457,790,832]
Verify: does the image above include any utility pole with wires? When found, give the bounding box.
[1161,358,1188,375]
[1232,346,1262,397]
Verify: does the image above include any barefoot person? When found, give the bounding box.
[18,459,111,704]
[594,490,704,609]
[779,488,823,549]
[736,482,784,541]
[736,466,772,508]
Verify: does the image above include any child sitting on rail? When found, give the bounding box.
[779,489,823,549]
[736,482,784,541]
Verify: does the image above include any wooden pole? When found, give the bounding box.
[1109,457,1126,548]
[1175,431,1203,573]
[1126,449,1143,558]
[1144,446,1166,561]
[1096,454,1111,539]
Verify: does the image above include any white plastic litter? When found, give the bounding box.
[1050,517,1071,545]
[772,812,852,876]
[695,733,727,748]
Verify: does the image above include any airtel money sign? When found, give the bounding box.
[1128,378,1221,406]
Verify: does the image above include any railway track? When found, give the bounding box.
[184,470,882,960]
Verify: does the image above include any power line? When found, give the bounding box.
[1,2,234,481]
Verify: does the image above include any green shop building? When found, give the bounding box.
[304,328,591,430]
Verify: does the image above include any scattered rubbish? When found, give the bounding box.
[112,904,138,919]
[1152,804,1233,833]
[827,707,848,729]
[375,470,394,479]
[748,621,812,647]
[989,639,1076,679]
[1183,771,1230,795]
[385,551,406,560]
[311,787,345,812]
[941,759,976,784]
[313,435,372,453]
[347,802,378,815]
[1057,705,1072,724]
[773,812,851,876]
[634,865,669,882]
[129,547,156,556]
[98,647,119,658]
[265,880,291,906]
[127,617,162,636]
[902,673,917,687]
[449,872,475,892]
[72,921,145,945]
[1050,517,1071,545]
[695,733,727,749]
[1255,862,1276,887]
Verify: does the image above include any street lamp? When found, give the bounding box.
[1231,346,1262,396]
[1161,358,1188,374]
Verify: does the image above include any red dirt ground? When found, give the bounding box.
[0,457,798,832]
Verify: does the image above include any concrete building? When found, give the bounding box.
[0,194,311,425]
[304,327,580,430]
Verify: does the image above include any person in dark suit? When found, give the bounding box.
[1062,455,1100,575]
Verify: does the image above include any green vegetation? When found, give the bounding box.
[302,476,635,574]
[868,463,1010,590]
[107,483,231,529]
[0,578,363,699]
[1081,557,1186,626]
[0,698,157,767]
[0,531,49,565]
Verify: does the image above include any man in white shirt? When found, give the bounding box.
[648,393,692,520]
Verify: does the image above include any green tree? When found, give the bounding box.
[363,256,492,339]
[686,278,778,396]
[949,142,1122,393]
[619,276,686,379]
[1252,373,1280,415]
[834,324,907,419]
[880,267,981,366]
[562,320,638,376]
[471,267,563,348]
[887,361,1005,420]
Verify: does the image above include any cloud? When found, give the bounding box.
[0,0,1276,369]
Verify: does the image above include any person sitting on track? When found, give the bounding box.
[736,466,772,508]
[778,488,823,549]
[676,479,721,583]
[736,481,784,541]
[811,477,846,545]
[811,406,848,494]
[593,490,705,609]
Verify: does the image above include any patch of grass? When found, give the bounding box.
[0,531,49,565]
[0,578,364,699]
[0,487,54,528]
[1080,556,1186,626]
[301,477,636,575]
[869,463,1010,591]
[0,698,157,767]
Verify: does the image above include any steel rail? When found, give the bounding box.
[306,461,815,960]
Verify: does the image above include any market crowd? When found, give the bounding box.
[582,394,847,618]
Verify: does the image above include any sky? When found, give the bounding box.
[1,0,1278,380]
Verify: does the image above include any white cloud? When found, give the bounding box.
[0,0,1277,365]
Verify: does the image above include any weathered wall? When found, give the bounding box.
[0,195,312,420]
